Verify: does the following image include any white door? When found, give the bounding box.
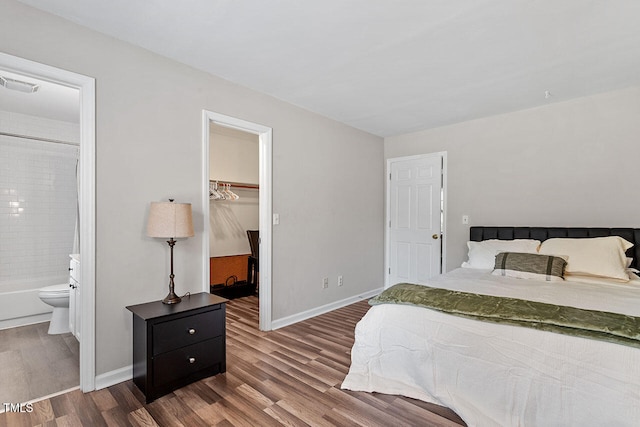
[386,153,444,288]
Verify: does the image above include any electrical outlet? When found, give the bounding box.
[338,275,343,286]
[322,277,328,289]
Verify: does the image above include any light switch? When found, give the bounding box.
[462,215,469,225]
[273,213,280,225]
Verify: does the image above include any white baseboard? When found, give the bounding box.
[94,365,132,391]
[271,288,382,330]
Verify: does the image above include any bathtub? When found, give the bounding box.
[0,280,66,330]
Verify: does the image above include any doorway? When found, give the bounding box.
[0,52,96,394]
[385,152,447,288]
[202,111,272,330]
[208,124,259,298]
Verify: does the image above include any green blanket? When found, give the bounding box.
[370,283,640,349]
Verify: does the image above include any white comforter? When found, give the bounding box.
[341,269,640,427]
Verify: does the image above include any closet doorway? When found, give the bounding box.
[202,111,272,330]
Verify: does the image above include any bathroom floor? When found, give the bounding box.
[0,322,79,404]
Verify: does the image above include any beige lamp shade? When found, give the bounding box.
[147,201,194,238]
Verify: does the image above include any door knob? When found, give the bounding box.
[432,234,439,240]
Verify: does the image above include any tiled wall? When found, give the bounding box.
[0,112,79,293]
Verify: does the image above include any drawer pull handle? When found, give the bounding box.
[189,357,196,364]
[188,328,196,335]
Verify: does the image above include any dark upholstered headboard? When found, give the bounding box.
[470,226,640,269]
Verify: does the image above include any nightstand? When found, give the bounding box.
[126,292,228,403]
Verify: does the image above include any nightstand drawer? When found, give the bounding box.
[153,337,224,388]
[153,306,223,355]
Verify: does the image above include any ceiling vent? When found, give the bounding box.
[0,76,40,93]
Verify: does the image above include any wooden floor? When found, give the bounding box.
[0,296,465,426]
[0,322,79,404]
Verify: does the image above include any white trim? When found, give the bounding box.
[271,289,381,330]
[0,52,96,392]
[441,152,448,272]
[202,111,273,331]
[94,365,132,390]
[385,152,447,288]
[79,74,96,393]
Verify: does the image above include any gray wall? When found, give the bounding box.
[1,0,384,376]
[386,86,640,270]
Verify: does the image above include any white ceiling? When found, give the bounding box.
[14,0,640,137]
[0,69,79,123]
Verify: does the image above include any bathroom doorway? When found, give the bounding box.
[202,111,272,330]
[0,52,96,402]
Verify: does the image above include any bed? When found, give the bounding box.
[341,227,640,427]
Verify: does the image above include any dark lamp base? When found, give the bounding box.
[162,290,182,304]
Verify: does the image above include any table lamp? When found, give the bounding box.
[146,199,194,304]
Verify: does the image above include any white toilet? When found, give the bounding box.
[38,284,71,334]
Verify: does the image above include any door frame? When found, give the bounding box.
[0,52,96,391]
[385,152,447,288]
[202,111,272,330]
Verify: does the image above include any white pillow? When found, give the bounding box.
[461,239,541,269]
[539,236,633,281]
[564,273,636,287]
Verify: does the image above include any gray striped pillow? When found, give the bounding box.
[492,252,567,282]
